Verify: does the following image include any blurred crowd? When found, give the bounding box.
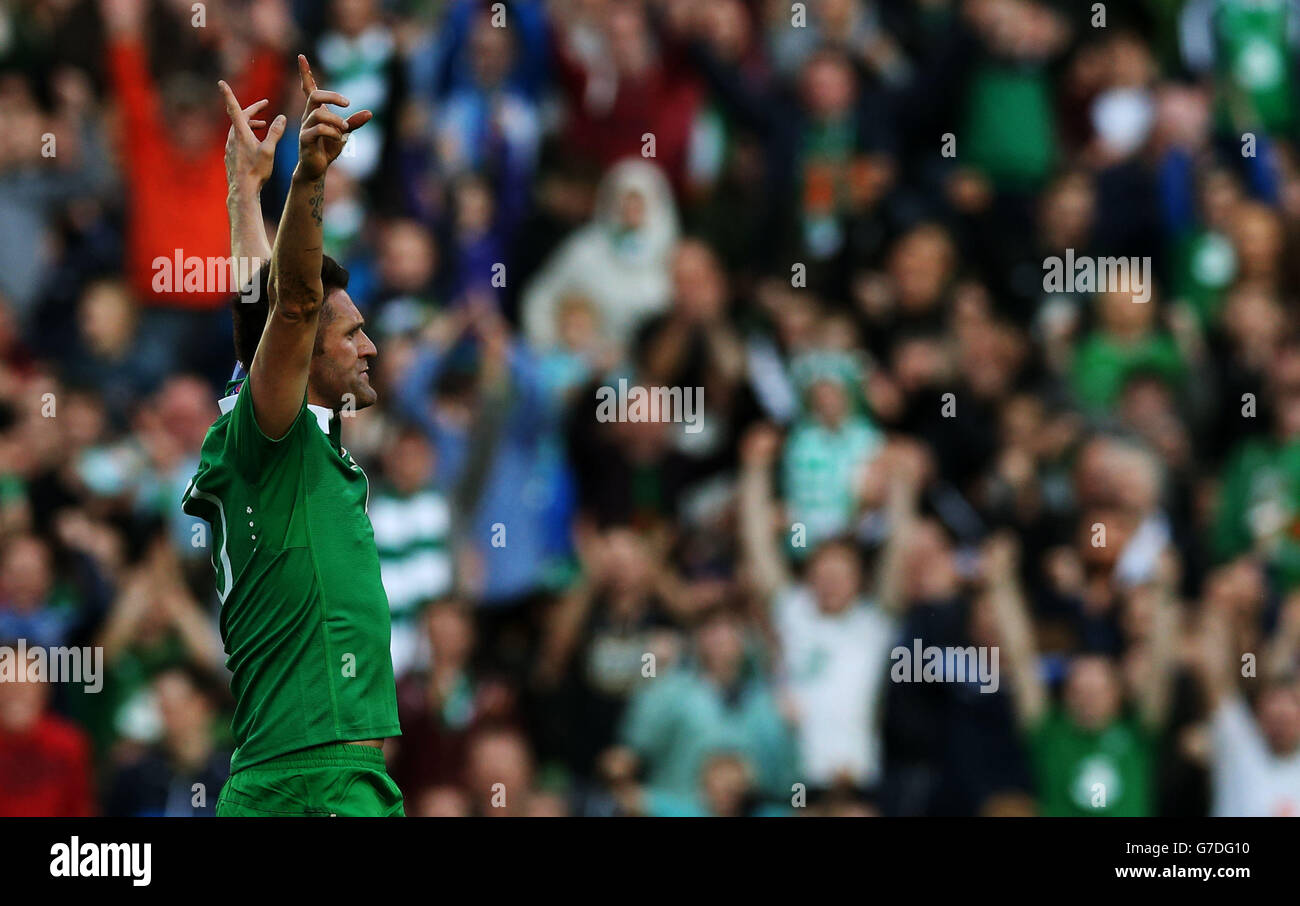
[3,0,1300,817]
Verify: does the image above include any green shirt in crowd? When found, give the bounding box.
[1213,0,1297,135]
[1213,435,1300,589]
[963,63,1058,191]
[782,415,883,555]
[1170,229,1236,328]
[1029,707,1156,817]
[1070,331,1186,412]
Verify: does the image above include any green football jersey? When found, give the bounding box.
[1028,707,1155,817]
[1214,0,1295,134]
[182,380,401,773]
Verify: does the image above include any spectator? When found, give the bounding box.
[522,158,679,353]
[549,0,701,189]
[533,525,687,782]
[104,665,229,816]
[315,0,401,185]
[1070,290,1188,414]
[739,426,916,793]
[0,666,94,816]
[6,0,1300,822]
[997,549,1180,816]
[93,536,223,755]
[101,0,282,309]
[370,424,453,675]
[391,598,511,803]
[0,535,77,649]
[396,302,551,627]
[1214,336,1300,589]
[461,723,566,817]
[617,606,795,802]
[1196,584,1300,816]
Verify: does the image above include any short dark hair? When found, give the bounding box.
[231,256,350,366]
[154,661,227,707]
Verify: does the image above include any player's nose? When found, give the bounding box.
[358,330,377,358]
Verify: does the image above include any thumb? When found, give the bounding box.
[263,114,288,147]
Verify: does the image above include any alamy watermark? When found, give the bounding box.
[1042,249,1152,303]
[595,379,704,434]
[0,639,103,693]
[50,837,150,886]
[890,640,1000,694]
[151,251,263,302]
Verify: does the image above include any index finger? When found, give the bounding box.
[297,54,317,98]
[217,80,255,142]
[306,89,350,110]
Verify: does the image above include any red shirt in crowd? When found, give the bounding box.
[105,38,281,310]
[0,714,94,817]
[552,30,701,193]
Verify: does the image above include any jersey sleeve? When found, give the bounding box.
[225,378,309,477]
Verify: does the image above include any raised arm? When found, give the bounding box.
[101,0,159,135]
[875,442,926,617]
[1194,562,1265,717]
[218,83,286,294]
[1265,592,1300,681]
[1193,599,1236,715]
[251,55,371,438]
[1136,553,1181,733]
[534,528,605,687]
[985,533,1048,730]
[737,422,793,605]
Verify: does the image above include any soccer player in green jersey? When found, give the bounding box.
[183,55,403,817]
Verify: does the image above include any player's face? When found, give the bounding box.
[311,290,378,411]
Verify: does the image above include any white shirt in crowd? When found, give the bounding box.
[773,586,897,788]
[1211,695,1300,817]
[368,489,453,676]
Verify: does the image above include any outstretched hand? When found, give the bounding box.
[219,81,286,194]
[295,54,372,180]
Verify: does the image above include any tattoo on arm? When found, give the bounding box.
[308,178,324,226]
